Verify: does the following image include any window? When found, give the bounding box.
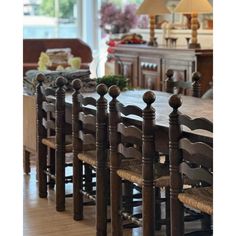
[23,0,77,38]
[102,0,142,6]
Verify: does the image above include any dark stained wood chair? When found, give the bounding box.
[72,79,109,235]
[169,94,213,236]
[165,69,201,97]
[36,74,73,212]
[201,82,213,99]
[108,85,171,236]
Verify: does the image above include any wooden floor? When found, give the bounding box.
[23,164,200,236]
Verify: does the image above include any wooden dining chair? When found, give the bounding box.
[36,74,73,212]
[165,69,201,97]
[72,79,109,236]
[169,94,213,236]
[201,82,213,99]
[108,85,171,236]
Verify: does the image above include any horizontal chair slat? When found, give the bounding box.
[82,96,96,107]
[179,114,213,132]
[42,118,55,129]
[42,101,55,112]
[180,162,213,185]
[118,123,142,139]
[79,112,96,126]
[79,131,96,145]
[117,103,142,117]
[179,138,213,169]
[118,143,142,159]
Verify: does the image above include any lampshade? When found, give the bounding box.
[136,0,170,16]
[174,0,212,14]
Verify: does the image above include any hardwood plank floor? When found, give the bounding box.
[23,164,200,236]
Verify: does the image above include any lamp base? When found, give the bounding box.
[148,39,158,47]
[188,43,201,49]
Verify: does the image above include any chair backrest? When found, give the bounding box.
[108,85,157,234]
[72,79,108,160]
[108,85,157,175]
[36,74,72,146]
[169,94,213,190]
[165,69,201,97]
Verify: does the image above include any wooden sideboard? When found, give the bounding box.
[112,44,213,96]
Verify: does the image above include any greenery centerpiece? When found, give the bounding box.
[96,75,129,91]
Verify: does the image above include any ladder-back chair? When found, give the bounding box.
[36,74,73,212]
[169,94,213,236]
[72,79,109,235]
[165,69,201,98]
[108,85,171,236]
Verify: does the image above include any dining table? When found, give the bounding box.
[64,89,213,154]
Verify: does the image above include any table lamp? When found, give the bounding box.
[174,0,212,49]
[136,0,170,46]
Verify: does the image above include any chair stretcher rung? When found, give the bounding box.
[44,170,56,179]
[120,210,142,227]
[80,190,96,201]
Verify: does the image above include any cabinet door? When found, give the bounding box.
[162,58,194,95]
[115,55,138,88]
[139,57,162,90]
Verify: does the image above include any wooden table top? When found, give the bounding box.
[65,89,213,140]
[65,89,213,124]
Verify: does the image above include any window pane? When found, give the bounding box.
[23,0,77,39]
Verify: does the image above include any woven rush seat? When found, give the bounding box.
[78,150,97,167]
[79,151,141,169]
[41,136,73,152]
[117,162,170,187]
[178,186,213,215]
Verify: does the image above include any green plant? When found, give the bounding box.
[96,75,128,91]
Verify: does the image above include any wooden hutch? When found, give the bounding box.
[112,44,213,96]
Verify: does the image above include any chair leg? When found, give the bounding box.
[155,187,162,231]
[123,180,133,214]
[143,183,155,236]
[56,149,65,212]
[201,213,211,232]
[170,193,184,236]
[84,164,93,193]
[165,186,171,236]
[110,170,123,236]
[73,157,83,220]
[96,165,108,236]
[49,149,55,189]
[38,143,47,198]
[23,149,31,175]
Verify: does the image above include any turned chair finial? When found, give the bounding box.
[72,79,82,91]
[36,73,46,83]
[169,94,182,110]
[143,91,156,106]
[56,76,67,88]
[192,71,201,83]
[166,69,174,78]
[108,85,120,99]
[96,83,108,96]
